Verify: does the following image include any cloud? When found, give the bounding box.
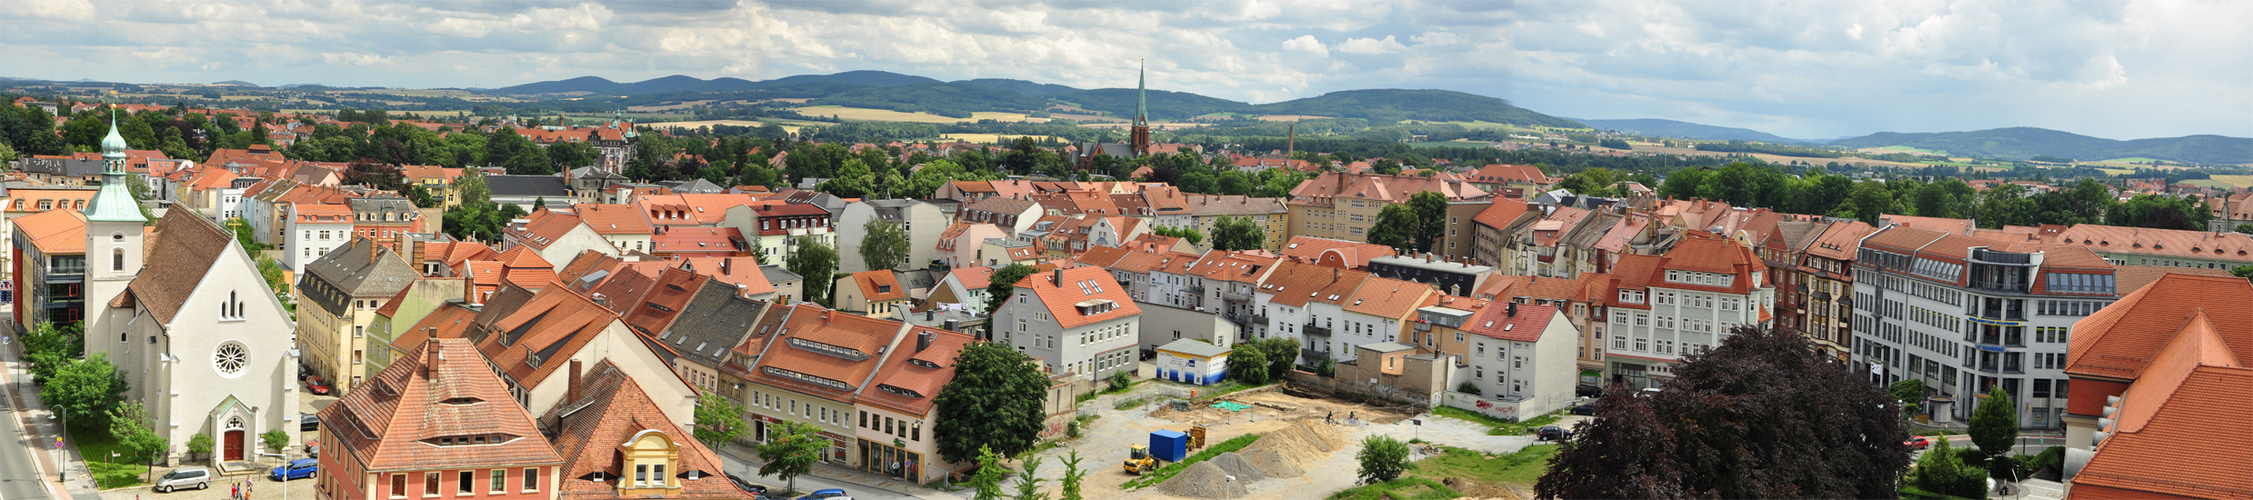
[1337,35,1407,55]
[1282,35,1330,57]
[3,0,2249,140]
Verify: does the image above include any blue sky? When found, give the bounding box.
[5,0,2248,140]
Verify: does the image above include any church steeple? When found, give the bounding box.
[1130,59,1151,157]
[85,107,146,224]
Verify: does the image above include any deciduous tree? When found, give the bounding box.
[692,393,747,449]
[932,342,1050,463]
[983,264,1039,317]
[1408,191,1448,252]
[43,352,127,431]
[1969,385,2019,459]
[786,236,839,305]
[1059,450,1087,500]
[1355,435,1411,484]
[861,220,912,271]
[757,421,826,494]
[1366,204,1419,252]
[1210,216,1264,251]
[1225,343,1268,385]
[1537,382,1684,499]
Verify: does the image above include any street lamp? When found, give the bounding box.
[1225,475,1236,500]
[262,452,289,500]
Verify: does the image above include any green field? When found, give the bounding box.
[1868,145,1947,155]
[2094,167,2136,176]
[2209,175,2253,188]
[2100,157,2168,164]
[1409,140,1500,149]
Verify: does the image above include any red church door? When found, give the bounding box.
[224,430,245,461]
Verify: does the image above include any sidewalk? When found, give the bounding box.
[4,336,106,500]
[714,443,965,500]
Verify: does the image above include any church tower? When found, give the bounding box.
[83,109,148,358]
[1129,60,1152,157]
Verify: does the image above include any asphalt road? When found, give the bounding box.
[1,341,55,500]
[713,450,920,500]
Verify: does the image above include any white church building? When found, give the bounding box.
[81,116,300,466]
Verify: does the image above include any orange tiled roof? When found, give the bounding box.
[1464,302,1559,342]
[320,338,563,473]
[850,270,907,302]
[1342,276,1436,319]
[857,326,975,416]
[546,361,747,500]
[14,209,86,254]
[1277,236,1396,269]
[508,209,588,250]
[1258,261,1370,308]
[574,203,657,236]
[2073,308,2253,500]
[1015,266,1142,329]
[745,304,905,403]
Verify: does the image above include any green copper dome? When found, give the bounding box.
[101,113,128,158]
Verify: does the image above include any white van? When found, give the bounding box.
[154,467,211,493]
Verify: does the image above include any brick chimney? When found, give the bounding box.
[566,359,582,405]
[423,344,440,380]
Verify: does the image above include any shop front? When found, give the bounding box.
[857,438,924,482]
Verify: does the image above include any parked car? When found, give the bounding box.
[154,467,212,493]
[1904,436,1932,450]
[726,474,769,495]
[269,458,318,481]
[1569,402,1599,416]
[301,414,320,431]
[305,375,331,395]
[1637,387,1662,398]
[1536,425,1574,442]
[796,488,851,500]
[305,439,320,458]
[1575,384,1604,398]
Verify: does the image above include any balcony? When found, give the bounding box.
[1221,290,1252,302]
[1188,286,1207,295]
[1299,348,1325,363]
[1305,323,1332,338]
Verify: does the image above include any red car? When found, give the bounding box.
[1903,436,1932,450]
[306,375,331,395]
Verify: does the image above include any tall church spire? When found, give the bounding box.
[1130,59,1152,157]
[1134,59,1148,127]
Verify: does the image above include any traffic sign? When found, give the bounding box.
[55,437,63,449]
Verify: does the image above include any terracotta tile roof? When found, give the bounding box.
[1187,251,1281,284]
[2067,274,2253,382]
[622,267,706,336]
[1075,245,1134,268]
[393,302,480,354]
[1532,207,1592,247]
[1107,249,1170,275]
[1277,237,1396,269]
[1258,261,1371,308]
[476,287,626,389]
[2050,224,2253,261]
[373,283,414,318]
[943,266,996,290]
[674,256,776,297]
[1594,214,1651,253]
[321,337,563,473]
[1805,221,1876,261]
[508,209,588,250]
[857,327,975,416]
[1123,233,1184,253]
[116,210,237,324]
[1464,302,1560,342]
[1878,214,1976,235]
[1467,164,1552,185]
[651,226,743,255]
[573,203,657,236]
[1861,225,1948,255]
[745,304,906,403]
[1288,172,1489,206]
[1342,276,1436,319]
[850,270,907,302]
[1014,266,1142,329]
[1177,194,1286,216]
[2112,265,2233,296]
[545,361,748,500]
[1655,233,1764,293]
[14,209,85,254]
[2074,310,2253,500]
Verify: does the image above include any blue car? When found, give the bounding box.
[269,458,317,481]
[795,488,850,500]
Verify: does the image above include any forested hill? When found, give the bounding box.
[1827,127,2253,164]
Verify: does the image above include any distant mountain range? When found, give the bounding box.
[1825,127,2253,164]
[1576,118,1811,144]
[485,71,1582,127]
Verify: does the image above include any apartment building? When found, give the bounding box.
[991,266,1142,381]
[1602,233,1777,389]
[1285,172,1488,242]
[1850,226,2116,428]
[1763,220,1875,362]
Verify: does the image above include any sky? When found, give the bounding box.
[5,0,2250,140]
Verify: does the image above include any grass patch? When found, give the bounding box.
[1899,484,1984,500]
[1120,433,1263,490]
[1431,407,1563,436]
[1914,430,1963,436]
[1114,397,1149,410]
[1418,444,1560,485]
[69,426,151,489]
[1325,477,1463,500]
[1186,379,1279,401]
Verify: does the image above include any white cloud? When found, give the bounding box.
[1282,35,1330,57]
[1337,35,1407,55]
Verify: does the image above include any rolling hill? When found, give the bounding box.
[1827,127,2253,164]
[1576,118,1806,143]
[487,71,939,95]
[1254,89,1582,128]
[956,78,1083,97]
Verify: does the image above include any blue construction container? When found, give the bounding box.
[1148,430,1189,463]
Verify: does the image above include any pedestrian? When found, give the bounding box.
[1326,411,1334,424]
[1349,411,1356,423]
[232,484,239,500]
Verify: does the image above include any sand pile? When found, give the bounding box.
[1208,452,1269,483]
[1236,420,1349,478]
[1158,461,1251,499]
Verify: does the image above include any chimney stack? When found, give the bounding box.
[1053,268,1064,287]
[368,238,379,265]
[1506,302,1517,318]
[917,330,933,352]
[423,345,440,380]
[566,359,583,405]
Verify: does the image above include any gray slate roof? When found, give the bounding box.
[486,175,571,198]
[298,237,418,316]
[760,264,802,284]
[657,280,770,369]
[1157,339,1230,358]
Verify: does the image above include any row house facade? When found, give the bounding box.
[1762,220,1875,362]
[1601,233,1777,389]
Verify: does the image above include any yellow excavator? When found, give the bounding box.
[1123,445,1158,475]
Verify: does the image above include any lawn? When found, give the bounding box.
[790,106,1035,124]
[1120,433,1263,489]
[1408,140,1499,149]
[1416,444,1560,485]
[69,426,151,489]
[1430,407,1562,436]
[1325,477,1462,500]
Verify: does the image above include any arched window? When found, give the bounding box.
[112,248,124,272]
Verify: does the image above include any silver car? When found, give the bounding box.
[155,467,212,493]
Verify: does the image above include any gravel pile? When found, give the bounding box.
[1158,461,1251,499]
[1237,421,1344,478]
[1208,452,1269,483]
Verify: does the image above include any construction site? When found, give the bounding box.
[1034,381,1537,500]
